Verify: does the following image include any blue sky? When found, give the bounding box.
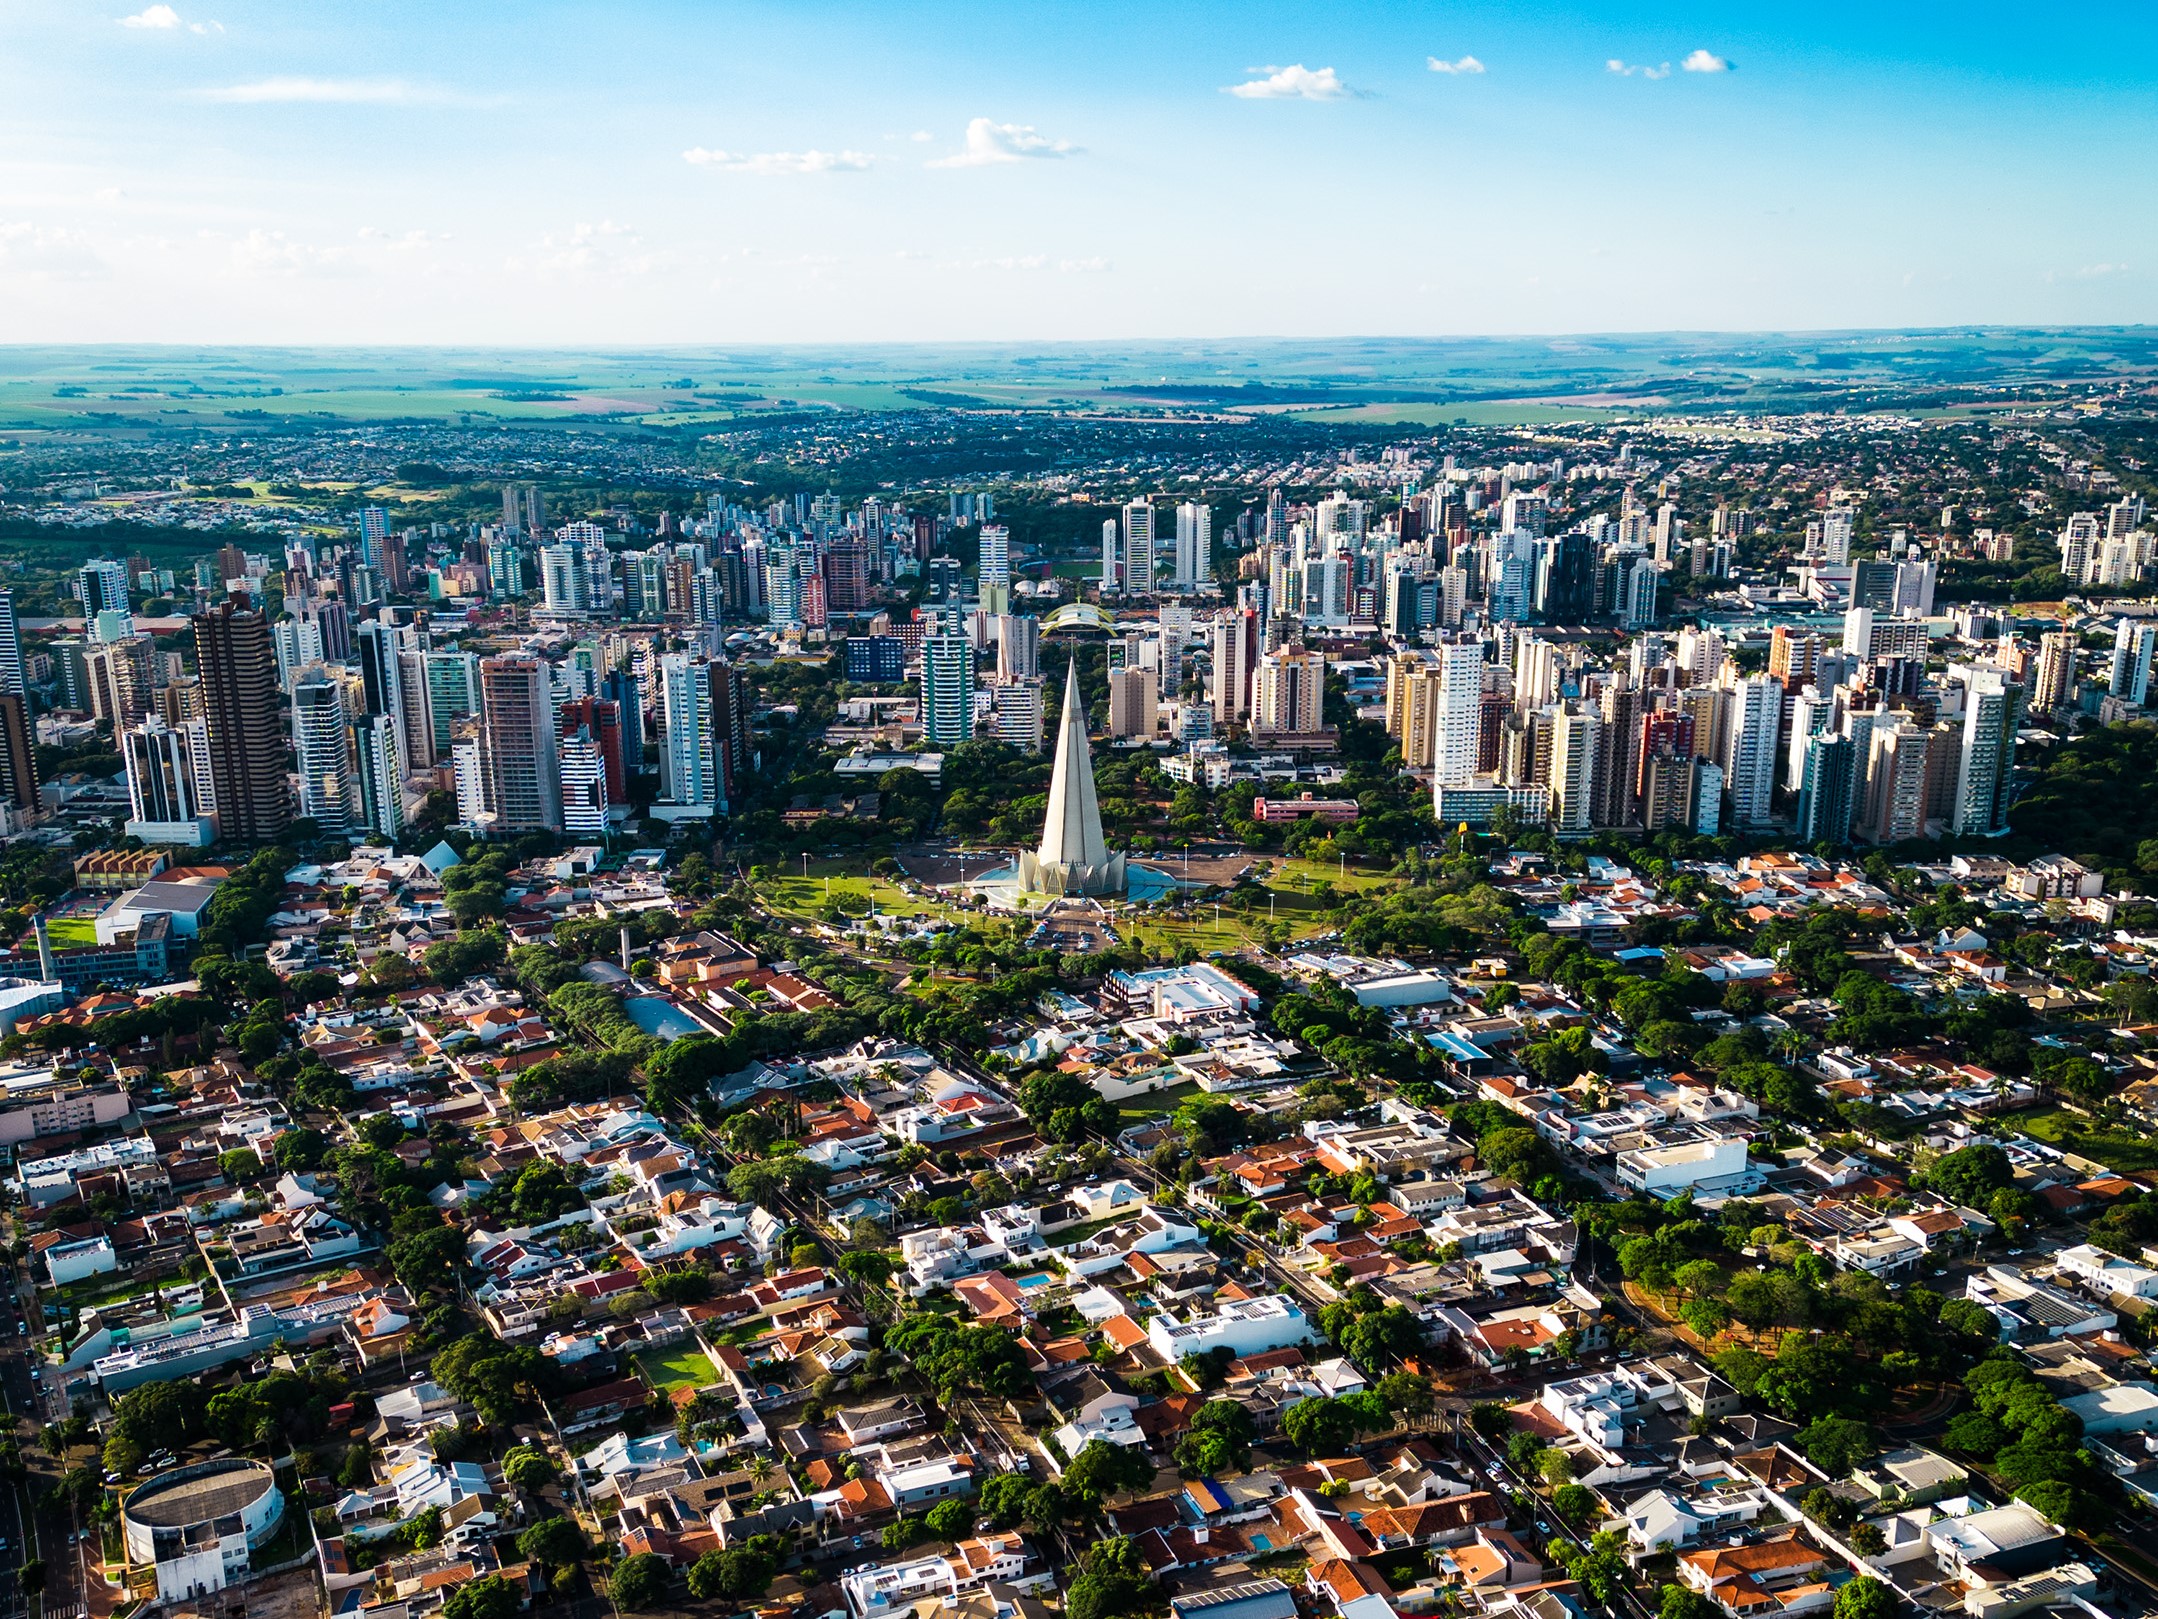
[1,0,2153,343]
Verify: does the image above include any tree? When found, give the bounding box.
[1539,1447,1575,1488]
[441,1578,517,1619]
[102,1436,144,1476]
[516,1516,586,1570]
[1552,1483,1600,1527]
[1064,1438,1153,1502]
[1924,1144,2013,1207]
[686,1545,775,1601]
[16,1563,44,1599]
[610,1552,671,1611]
[1175,1401,1257,1477]
[1376,1371,1434,1417]
[1832,1576,1898,1619]
[1468,1403,1513,1441]
[924,1498,976,1540]
[978,1472,1031,1530]
[1849,1522,1888,1556]
[1281,1396,1359,1456]
[502,1445,556,1492]
[1659,1586,1717,1619]
[1942,1413,2005,1457]
[1065,1537,1152,1619]
[1797,1416,1877,1477]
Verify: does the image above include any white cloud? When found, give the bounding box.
[190,20,224,33]
[927,118,1079,168]
[910,130,933,142]
[1681,49,1732,73]
[226,227,350,277]
[1226,64,1351,100]
[0,222,106,280]
[508,220,668,281]
[1427,55,1485,75]
[681,147,872,174]
[119,6,181,28]
[1606,58,1672,79]
[197,77,477,105]
[942,254,1112,273]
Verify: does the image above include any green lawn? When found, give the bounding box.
[1117,1079,1206,1123]
[636,1342,719,1393]
[2005,1105,2158,1172]
[42,916,99,948]
[756,857,974,929]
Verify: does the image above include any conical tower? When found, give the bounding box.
[1017,659,1126,896]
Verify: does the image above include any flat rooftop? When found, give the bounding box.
[126,1463,275,1528]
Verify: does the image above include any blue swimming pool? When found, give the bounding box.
[624,996,701,1041]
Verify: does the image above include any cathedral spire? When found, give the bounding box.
[1018,658,1126,897]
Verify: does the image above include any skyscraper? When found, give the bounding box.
[355,618,408,778]
[352,712,405,840]
[1101,520,1120,593]
[122,714,215,845]
[0,692,38,823]
[977,524,1011,615]
[1253,646,1325,736]
[0,590,25,700]
[426,651,481,760]
[1431,638,1484,788]
[1107,666,1158,739]
[1548,706,1600,834]
[1017,661,1125,896]
[1174,502,1211,589]
[1952,667,2021,837]
[995,615,1040,684]
[479,654,563,834]
[560,726,610,836]
[2031,630,2078,715]
[1723,676,1782,828]
[657,652,717,814]
[1122,500,1155,594]
[195,596,291,842]
[2112,618,2158,707]
[1796,733,1856,846]
[291,666,355,834]
[919,634,976,748]
[75,560,128,623]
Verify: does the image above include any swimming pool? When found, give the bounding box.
[624,996,701,1041]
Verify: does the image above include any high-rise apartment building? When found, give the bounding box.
[122,714,215,845]
[0,590,24,700]
[1723,676,1783,828]
[291,666,354,834]
[995,615,1040,684]
[76,560,128,623]
[2031,630,2078,715]
[1548,706,1600,834]
[1122,500,1155,594]
[977,525,1011,615]
[1253,646,1325,737]
[1796,733,1856,845]
[2112,617,2158,707]
[1107,666,1159,740]
[479,654,563,834]
[560,726,610,835]
[919,634,976,749]
[1174,502,1211,589]
[1211,609,1260,730]
[195,597,291,842]
[0,693,37,824]
[990,677,1045,755]
[1431,638,1484,787]
[353,712,405,840]
[1951,667,2021,837]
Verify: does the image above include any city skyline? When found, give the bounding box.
[3,1,2156,343]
